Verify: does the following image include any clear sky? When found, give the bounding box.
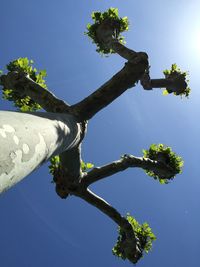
[0,0,200,266]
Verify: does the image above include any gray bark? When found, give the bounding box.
[0,111,81,193]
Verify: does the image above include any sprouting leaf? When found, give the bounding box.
[142,144,183,182]
[112,213,156,264]
[163,64,190,97]
[86,163,94,169]
[39,70,47,77]
[85,8,129,55]
[81,161,94,172]
[163,89,169,95]
[1,57,48,111]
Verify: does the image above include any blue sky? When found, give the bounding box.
[0,0,200,266]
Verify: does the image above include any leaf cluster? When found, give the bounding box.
[85,8,129,54]
[143,144,183,183]
[81,161,94,172]
[163,63,190,97]
[112,214,156,264]
[49,155,61,176]
[1,58,47,111]
[49,156,94,182]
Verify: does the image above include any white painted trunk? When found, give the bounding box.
[0,111,81,193]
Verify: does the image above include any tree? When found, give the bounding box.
[0,8,189,265]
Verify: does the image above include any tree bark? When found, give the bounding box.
[150,79,173,88]
[71,58,148,121]
[0,72,71,113]
[81,155,175,187]
[0,111,81,193]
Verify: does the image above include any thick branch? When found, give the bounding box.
[141,76,176,90]
[51,120,88,199]
[71,57,148,121]
[70,21,148,121]
[150,79,173,88]
[77,188,126,225]
[0,72,70,113]
[74,188,142,262]
[111,39,138,61]
[75,188,135,238]
[81,155,175,187]
[140,71,187,94]
[96,22,140,62]
[53,146,83,199]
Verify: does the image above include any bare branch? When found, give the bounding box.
[77,188,128,225]
[111,40,138,61]
[81,155,175,187]
[0,72,71,113]
[75,188,137,240]
[70,20,149,121]
[71,57,148,121]
[141,75,177,90]
[74,188,142,262]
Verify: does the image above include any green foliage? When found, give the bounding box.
[163,63,190,97]
[49,155,61,176]
[49,157,94,180]
[2,57,47,111]
[112,214,156,264]
[81,161,94,172]
[143,144,183,183]
[48,155,62,184]
[85,7,129,54]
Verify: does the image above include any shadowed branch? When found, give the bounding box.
[81,154,177,187]
[0,72,70,113]
[74,188,143,263]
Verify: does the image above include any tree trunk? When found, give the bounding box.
[0,111,81,193]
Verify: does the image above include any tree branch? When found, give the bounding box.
[71,57,148,121]
[0,72,71,113]
[53,146,83,199]
[77,188,128,226]
[74,188,142,262]
[140,69,188,95]
[81,154,175,187]
[96,21,147,63]
[141,76,177,91]
[70,20,149,121]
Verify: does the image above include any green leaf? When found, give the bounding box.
[2,57,49,111]
[142,144,184,182]
[112,214,156,264]
[85,8,129,55]
[81,161,94,172]
[39,70,47,77]
[86,163,94,169]
[163,64,190,97]
[163,89,169,95]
